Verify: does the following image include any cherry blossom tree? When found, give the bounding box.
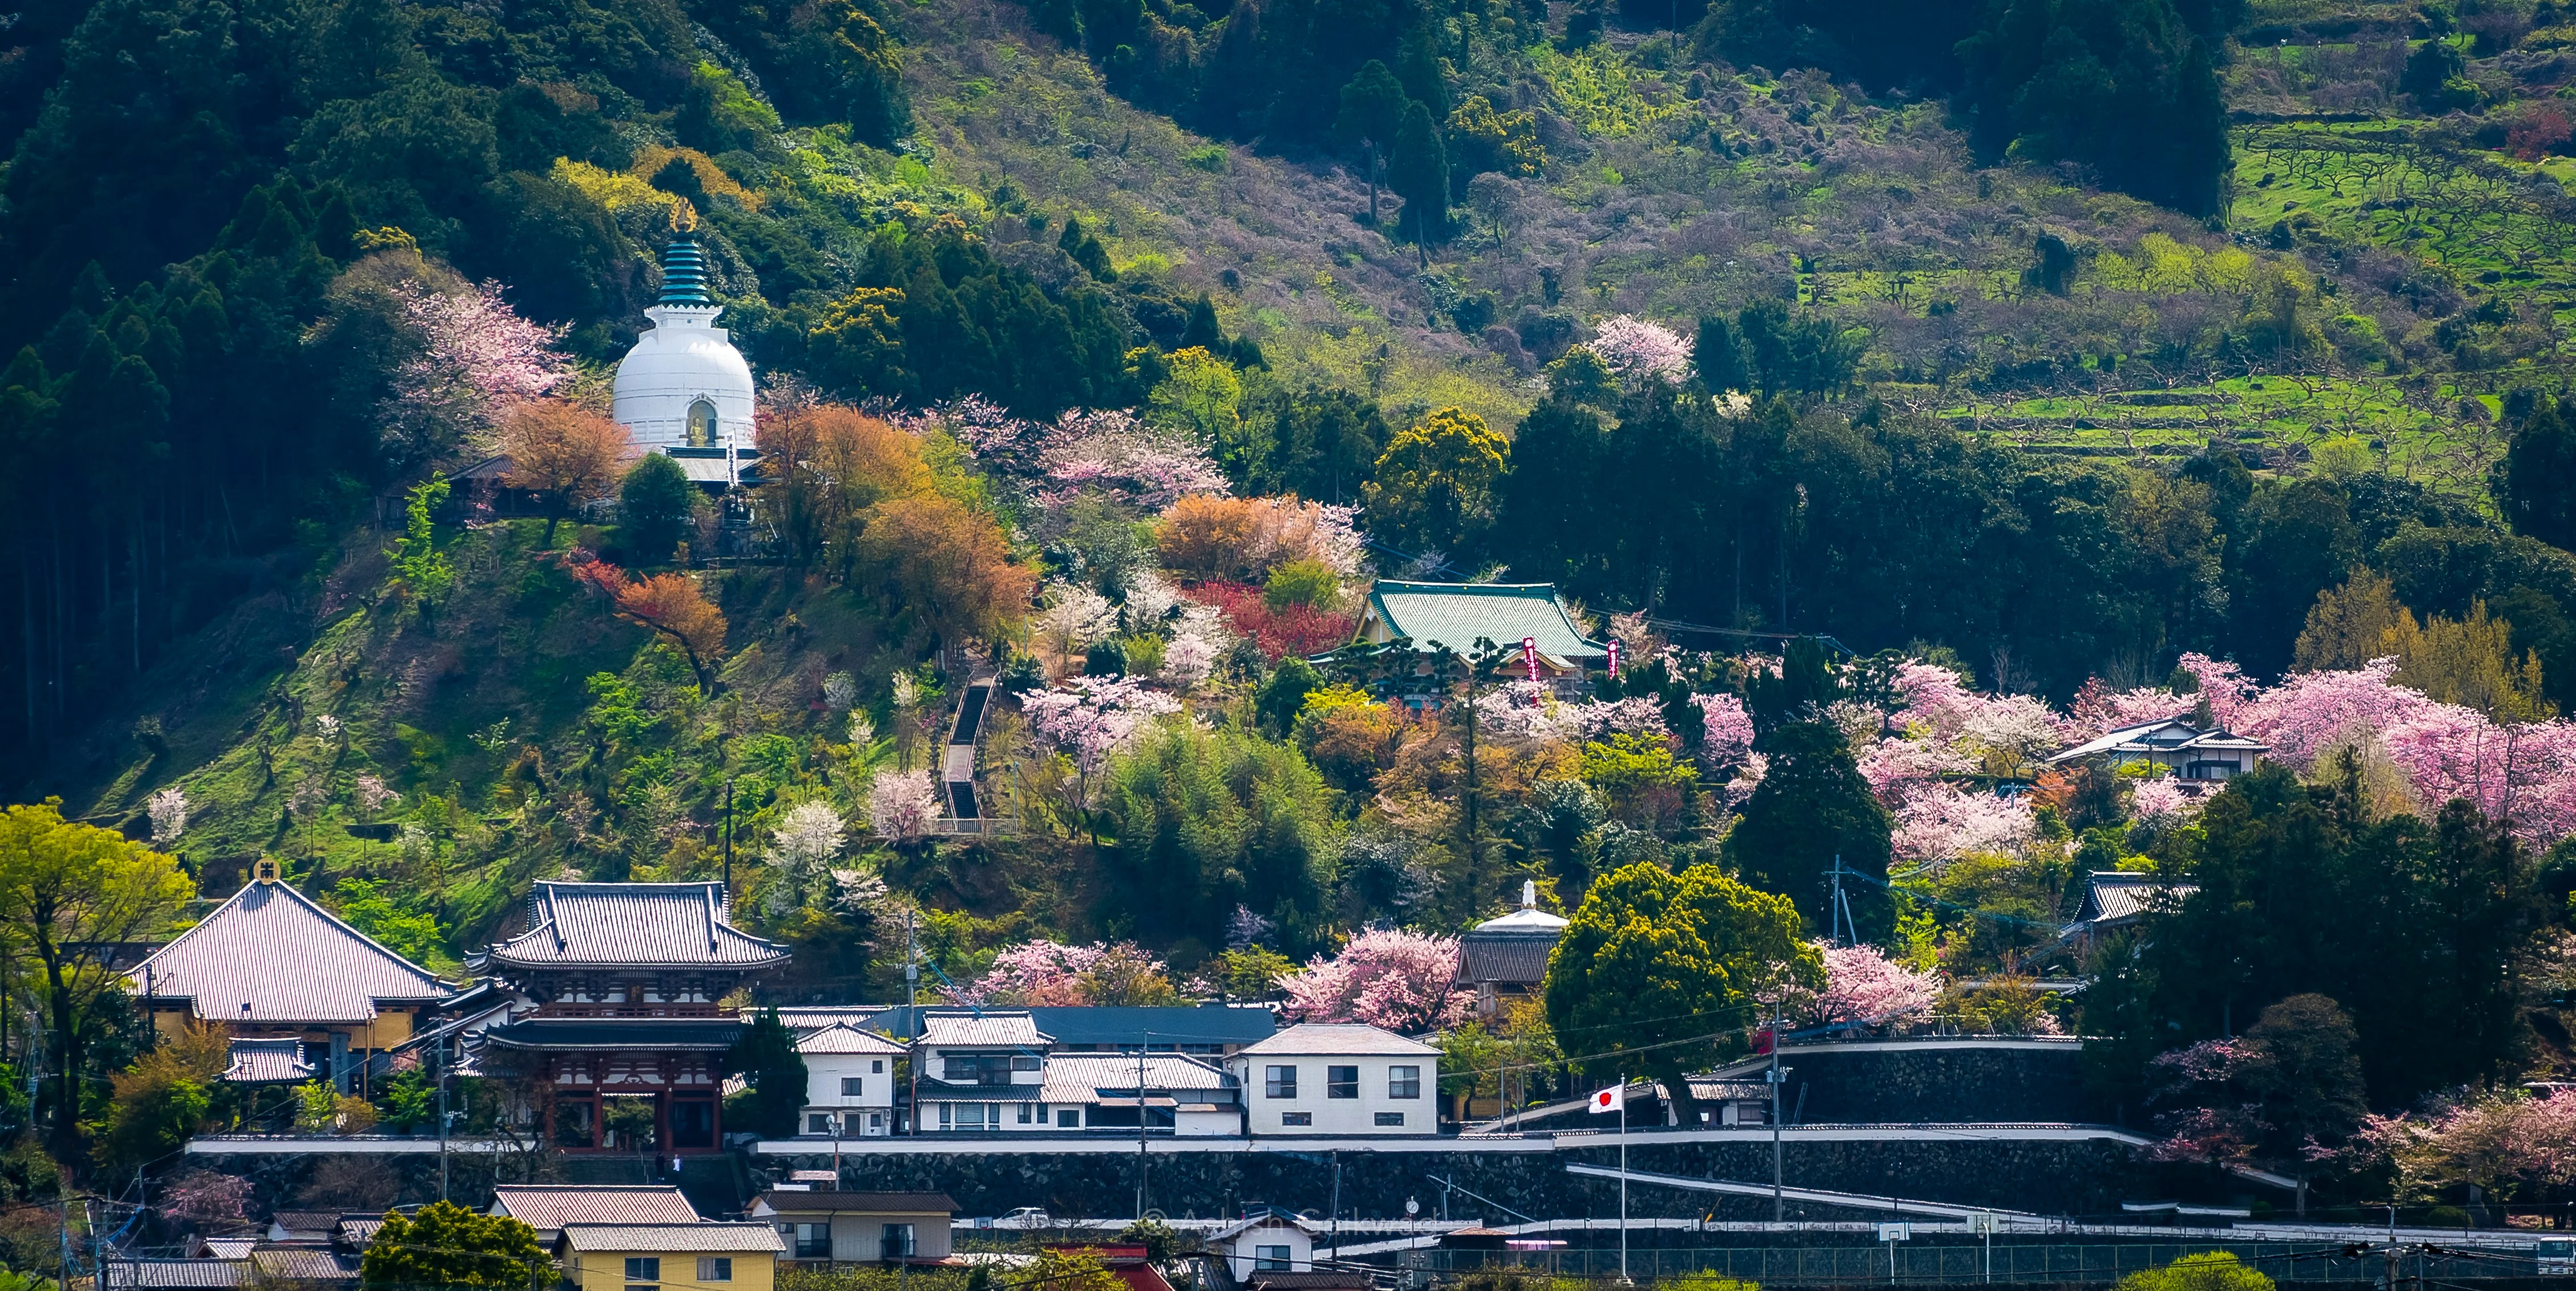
[1808,942,1940,1027]
[2348,1087,2576,1195]
[765,801,848,911]
[1890,784,2036,869]
[1694,692,1755,766]
[1278,929,1473,1032]
[380,280,570,465]
[1023,677,1185,774]
[2129,778,2206,826]
[953,939,1178,1006]
[868,769,942,839]
[1588,316,1691,385]
[147,788,187,847]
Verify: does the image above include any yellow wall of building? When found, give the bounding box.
[562,1249,776,1291]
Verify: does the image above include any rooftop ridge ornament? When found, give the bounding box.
[657,234,714,307]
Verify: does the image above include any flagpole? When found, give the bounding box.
[1618,1071,1629,1284]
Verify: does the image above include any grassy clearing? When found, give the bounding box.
[1935,372,2509,494]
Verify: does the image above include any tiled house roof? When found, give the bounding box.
[492,1185,702,1241]
[478,883,788,970]
[129,877,450,1024]
[796,1023,907,1056]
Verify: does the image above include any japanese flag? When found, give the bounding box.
[1589,1084,1625,1114]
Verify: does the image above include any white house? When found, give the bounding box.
[2046,717,2268,781]
[797,1023,906,1137]
[1039,1052,1242,1135]
[1227,1023,1438,1137]
[1208,1214,1321,1280]
[912,1010,1051,1133]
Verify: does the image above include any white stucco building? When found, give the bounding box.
[797,1023,905,1137]
[1209,1213,1321,1279]
[1228,1023,1439,1137]
[612,233,756,479]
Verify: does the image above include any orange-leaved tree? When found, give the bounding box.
[851,494,1035,648]
[757,404,935,576]
[499,399,636,544]
[569,558,729,693]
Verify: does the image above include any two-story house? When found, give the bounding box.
[1227,1024,1439,1137]
[797,1023,905,1137]
[911,1010,1051,1132]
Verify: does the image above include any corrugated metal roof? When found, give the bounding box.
[1026,1006,1277,1048]
[1039,1053,1233,1104]
[752,1192,956,1215]
[484,883,789,970]
[197,1241,256,1261]
[919,1011,1048,1048]
[1364,582,1606,661]
[797,1023,907,1056]
[224,1038,318,1084]
[556,1224,785,1254]
[130,879,450,1024]
[1235,1023,1439,1057]
[492,1185,702,1232]
[107,1262,244,1288]
[269,1214,346,1238]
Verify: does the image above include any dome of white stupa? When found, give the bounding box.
[613,235,756,463]
[1474,879,1569,933]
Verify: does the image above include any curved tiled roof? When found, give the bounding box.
[482,882,788,970]
[1362,582,1606,661]
[225,1038,319,1084]
[130,878,450,1024]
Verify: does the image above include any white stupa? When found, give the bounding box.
[613,232,756,483]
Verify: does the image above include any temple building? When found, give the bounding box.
[1452,880,1568,1017]
[612,232,759,487]
[128,858,453,1092]
[467,882,789,1153]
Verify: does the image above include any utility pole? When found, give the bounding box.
[722,778,736,898]
[904,912,919,1135]
[1617,1072,1629,1284]
[1136,1035,1150,1222]
[437,1027,450,1201]
[1770,999,1785,1224]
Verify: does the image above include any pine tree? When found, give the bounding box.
[2505,397,2576,549]
[1693,314,1748,393]
[722,1009,808,1137]
[1334,60,1409,226]
[1387,99,1448,246]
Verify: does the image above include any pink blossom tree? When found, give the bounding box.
[868,769,943,839]
[1022,677,1185,777]
[380,280,570,465]
[1694,692,1755,767]
[162,1169,253,1224]
[1808,942,1940,1027]
[1889,784,2036,869]
[1278,929,1473,1032]
[1588,316,1692,385]
[954,939,1178,1007]
[2348,1087,2576,1195]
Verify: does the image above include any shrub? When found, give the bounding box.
[2113,1252,2273,1291]
[1263,559,1340,610]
